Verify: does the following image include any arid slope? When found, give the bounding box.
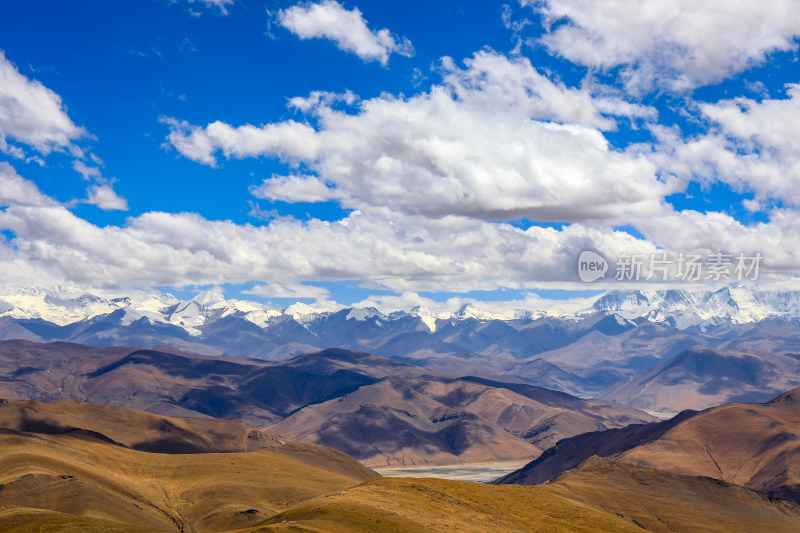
[248,476,644,532]
[0,340,654,466]
[0,402,377,532]
[550,457,800,533]
[499,388,800,504]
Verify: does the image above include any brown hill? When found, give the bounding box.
[499,388,800,504]
[0,402,377,532]
[248,476,644,532]
[602,346,800,411]
[267,375,653,467]
[3,398,798,532]
[616,387,800,501]
[250,459,800,533]
[0,398,282,453]
[549,457,800,533]
[0,340,654,467]
[267,377,540,467]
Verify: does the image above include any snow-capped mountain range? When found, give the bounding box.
[6,285,800,406]
[592,287,800,329]
[2,285,800,336]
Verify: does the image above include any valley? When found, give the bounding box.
[3,289,800,531]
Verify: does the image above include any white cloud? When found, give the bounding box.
[526,0,800,91]
[646,84,800,208]
[0,162,52,207]
[0,190,656,290]
[165,51,673,223]
[251,174,343,203]
[85,184,129,211]
[0,50,84,155]
[1,165,798,292]
[277,0,413,65]
[244,282,330,299]
[700,85,800,155]
[72,160,102,180]
[634,208,800,277]
[162,117,319,166]
[288,90,358,112]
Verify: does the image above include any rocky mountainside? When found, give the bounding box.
[0,340,653,467]
[2,385,799,532]
[4,286,800,408]
[497,388,800,504]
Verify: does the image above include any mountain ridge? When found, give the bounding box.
[5,286,800,336]
[497,388,800,505]
[0,340,654,467]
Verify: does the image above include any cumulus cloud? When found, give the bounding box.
[251,174,343,203]
[1,164,796,292]
[165,51,673,223]
[85,184,129,211]
[634,208,800,276]
[526,0,800,91]
[0,51,84,156]
[0,190,657,290]
[161,117,319,166]
[277,0,413,65]
[646,84,800,208]
[0,162,52,207]
[244,282,330,299]
[288,90,358,112]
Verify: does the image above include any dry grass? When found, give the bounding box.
[0,428,376,532]
[549,456,800,532]
[246,476,643,532]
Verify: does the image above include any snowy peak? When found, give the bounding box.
[191,290,228,309]
[452,303,511,321]
[345,307,387,322]
[3,285,800,336]
[406,305,439,332]
[590,287,800,328]
[283,301,337,324]
[0,286,148,326]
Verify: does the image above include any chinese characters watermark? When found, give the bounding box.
[579,251,762,283]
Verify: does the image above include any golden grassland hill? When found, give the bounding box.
[0,401,377,532]
[3,399,800,532]
[549,457,800,533]
[498,387,800,504]
[243,476,644,533]
[242,463,800,532]
[0,398,280,453]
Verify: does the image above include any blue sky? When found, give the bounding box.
[1,0,800,312]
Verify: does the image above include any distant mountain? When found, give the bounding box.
[4,286,800,339]
[5,286,800,402]
[497,388,800,504]
[593,287,800,328]
[0,340,654,467]
[268,374,649,467]
[602,346,800,412]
